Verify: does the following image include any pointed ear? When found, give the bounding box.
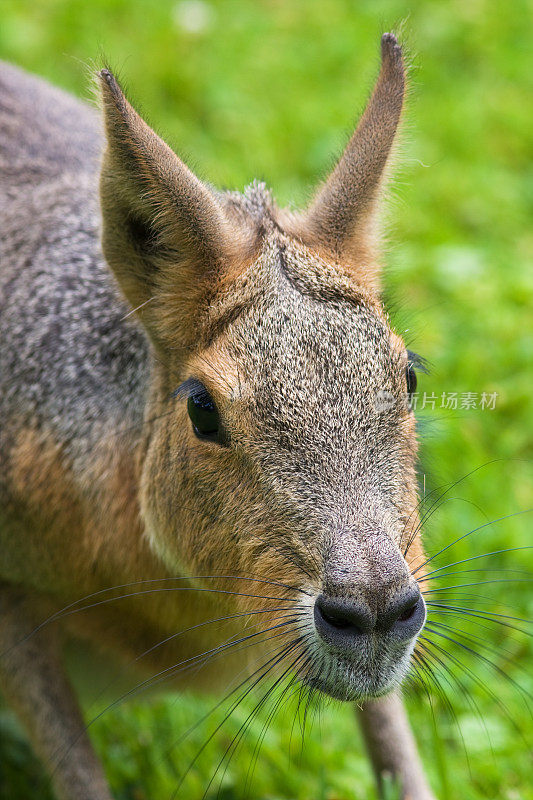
[98,69,242,351]
[297,33,406,288]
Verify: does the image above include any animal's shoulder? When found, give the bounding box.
[0,66,149,446]
[0,61,101,193]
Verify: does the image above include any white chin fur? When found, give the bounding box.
[303,632,416,702]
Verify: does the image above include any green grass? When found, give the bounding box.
[1,1,532,798]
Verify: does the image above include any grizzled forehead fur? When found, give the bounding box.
[203,181,388,344]
[188,183,412,528]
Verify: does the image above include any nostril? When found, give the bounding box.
[397,602,418,622]
[319,606,352,629]
[386,588,426,639]
[314,594,373,642]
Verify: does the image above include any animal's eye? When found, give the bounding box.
[187,389,222,443]
[406,364,417,396]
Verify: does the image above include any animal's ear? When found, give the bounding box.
[297,33,406,289]
[98,70,242,351]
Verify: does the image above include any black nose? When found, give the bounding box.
[314,585,425,646]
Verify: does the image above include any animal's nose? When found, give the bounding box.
[314,585,425,646]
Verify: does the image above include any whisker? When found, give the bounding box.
[169,637,305,799]
[243,677,297,795]
[81,605,301,719]
[417,546,533,582]
[412,646,462,725]
[419,635,528,761]
[214,653,308,800]
[401,481,450,557]
[426,602,532,632]
[430,619,518,666]
[422,629,533,720]
[424,592,530,621]
[413,510,531,576]
[424,578,532,592]
[243,668,312,798]
[427,619,530,674]
[209,652,306,800]
[404,495,490,559]
[413,643,482,771]
[158,632,303,770]
[403,458,510,558]
[410,647,465,748]
[421,567,533,582]
[1,574,310,658]
[50,616,304,776]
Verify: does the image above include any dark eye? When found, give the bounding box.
[187,389,222,443]
[406,364,417,396]
[405,350,428,405]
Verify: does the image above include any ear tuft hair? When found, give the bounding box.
[296,32,406,290]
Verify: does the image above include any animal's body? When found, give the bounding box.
[0,36,436,800]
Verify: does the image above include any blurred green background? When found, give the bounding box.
[1,0,532,798]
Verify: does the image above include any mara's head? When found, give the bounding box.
[99,34,427,701]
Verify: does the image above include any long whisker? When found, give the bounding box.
[413,510,531,576]
[410,646,467,753]
[404,495,490,559]
[421,567,533,582]
[424,578,532,592]
[420,634,530,759]
[427,601,531,624]
[81,605,300,718]
[425,612,527,656]
[426,603,532,635]
[156,632,304,776]
[413,642,483,769]
[1,575,310,658]
[401,481,452,557]
[51,616,304,776]
[205,650,307,800]
[403,459,509,557]
[422,629,533,718]
[248,669,310,793]
[427,619,530,674]
[169,637,305,799]
[424,591,529,620]
[416,546,533,581]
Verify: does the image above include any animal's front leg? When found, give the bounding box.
[0,585,113,800]
[356,691,436,800]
